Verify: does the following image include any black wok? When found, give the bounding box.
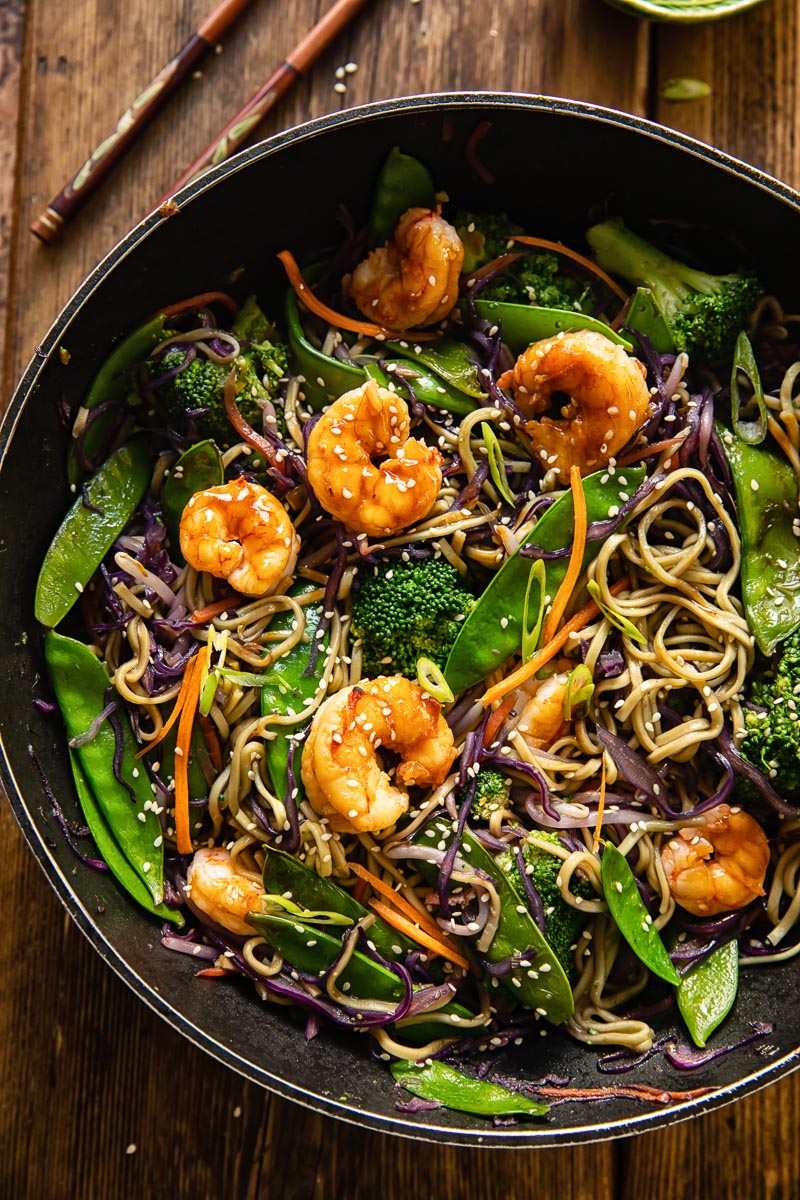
[2,93,798,1146]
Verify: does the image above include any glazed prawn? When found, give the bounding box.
[301,676,457,833]
[186,846,265,935]
[497,329,651,483]
[346,207,464,331]
[180,479,299,597]
[512,663,573,750]
[660,803,770,917]
[306,379,443,536]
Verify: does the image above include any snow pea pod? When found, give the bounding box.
[260,578,329,804]
[410,816,574,1023]
[248,912,476,1043]
[718,426,800,653]
[285,289,364,409]
[67,313,172,485]
[385,337,488,400]
[368,147,436,245]
[392,1060,549,1118]
[473,300,632,354]
[444,466,645,693]
[262,846,415,961]
[162,439,224,562]
[286,289,480,416]
[69,749,182,925]
[36,436,152,628]
[44,631,165,905]
[601,843,680,986]
[677,939,738,1048]
[623,287,674,354]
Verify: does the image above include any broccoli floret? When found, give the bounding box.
[350,558,475,678]
[460,768,511,822]
[454,211,596,312]
[586,217,764,362]
[454,210,523,274]
[738,629,800,802]
[497,832,592,979]
[151,296,289,446]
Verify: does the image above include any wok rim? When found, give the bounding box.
[3,90,800,1147]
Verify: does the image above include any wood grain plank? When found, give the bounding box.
[0,0,26,387]
[653,0,800,186]
[0,2,648,1197]
[619,5,800,1196]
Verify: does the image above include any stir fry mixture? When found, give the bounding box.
[35,147,800,1117]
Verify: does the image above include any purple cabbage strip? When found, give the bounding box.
[664,1021,775,1070]
[482,751,558,821]
[449,459,490,512]
[437,778,478,919]
[513,844,546,933]
[597,1037,671,1075]
[106,697,137,805]
[395,1097,443,1114]
[519,473,668,561]
[303,528,348,677]
[34,698,57,714]
[305,1013,321,1042]
[27,744,108,872]
[68,697,118,749]
[160,934,218,961]
[147,342,197,389]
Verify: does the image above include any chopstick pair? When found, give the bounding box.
[31,0,371,244]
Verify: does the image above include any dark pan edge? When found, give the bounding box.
[4,91,800,1146]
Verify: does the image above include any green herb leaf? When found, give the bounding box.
[661,78,711,102]
[602,842,680,985]
[587,580,647,644]
[481,421,516,505]
[416,657,455,705]
[391,1060,549,1117]
[731,330,766,445]
[522,560,547,663]
[677,939,739,1048]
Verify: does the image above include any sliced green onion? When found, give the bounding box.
[563,663,595,720]
[199,669,220,717]
[587,579,647,644]
[731,330,766,445]
[417,657,455,704]
[481,421,516,505]
[262,894,354,927]
[661,78,711,102]
[522,559,547,662]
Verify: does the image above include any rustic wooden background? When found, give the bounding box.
[2,0,800,1195]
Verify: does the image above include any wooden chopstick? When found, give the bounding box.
[154,0,373,208]
[30,0,257,244]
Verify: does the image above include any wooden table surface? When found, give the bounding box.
[3,0,800,1195]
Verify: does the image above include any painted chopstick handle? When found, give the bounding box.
[31,35,208,243]
[155,62,296,205]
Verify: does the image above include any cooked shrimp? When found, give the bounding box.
[179,479,299,597]
[497,329,651,484]
[346,207,464,330]
[301,676,456,833]
[306,379,442,536]
[186,846,265,935]
[661,804,770,917]
[509,662,571,750]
